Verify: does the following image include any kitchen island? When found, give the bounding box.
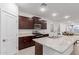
[33,36,79,55]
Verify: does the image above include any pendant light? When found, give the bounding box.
[40,3,47,12]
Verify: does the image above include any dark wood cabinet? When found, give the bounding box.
[41,20,47,29]
[35,42,43,55]
[33,18,41,24]
[19,16,27,29]
[19,36,35,50]
[19,16,47,29]
[19,16,33,29]
[19,34,49,50]
[32,16,47,29]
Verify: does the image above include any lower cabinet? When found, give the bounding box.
[19,34,49,50]
[19,36,35,50]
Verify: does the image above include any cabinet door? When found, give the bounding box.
[1,11,18,55]
[19,36,35,50]
[19,37,32,50]
[19,16,27,29]
[28,19,34,29]
[19,16,33,29]
[41,20,47,29]
[33,19,41,24]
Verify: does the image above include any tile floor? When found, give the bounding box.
[17,44,79,55]
[17,46,35,55]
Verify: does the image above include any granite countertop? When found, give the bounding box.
[19,33,35,37]
[19,33,49,37]
[33,36,79,53]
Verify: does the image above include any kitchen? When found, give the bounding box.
[17,3,79,55]
[0,3,79,55]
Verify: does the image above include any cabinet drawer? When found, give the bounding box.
[19,36,35,50]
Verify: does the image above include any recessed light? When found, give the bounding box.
[64,16,70,19]
[52,13,57,17]
[40,7,46,12]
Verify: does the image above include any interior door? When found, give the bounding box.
[0,11,18,55]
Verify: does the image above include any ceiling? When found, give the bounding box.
[17,3,79,23]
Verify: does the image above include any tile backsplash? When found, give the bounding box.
[19,29,48,35]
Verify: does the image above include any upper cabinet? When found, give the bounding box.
[19,16,47,29]
[32,16,47,29]
[32,16,41,24]
[19,16,33,29]
[41,20,47,29]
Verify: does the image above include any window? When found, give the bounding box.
[73,25,79,33]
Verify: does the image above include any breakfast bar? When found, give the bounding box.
[33,36,79,55]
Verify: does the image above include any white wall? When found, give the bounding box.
[47,21,69,33]
[0,3,18,16]
[60,23,67,32]
[19,11,48,35]
[47,21,62,33]
[47,20,54,33]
